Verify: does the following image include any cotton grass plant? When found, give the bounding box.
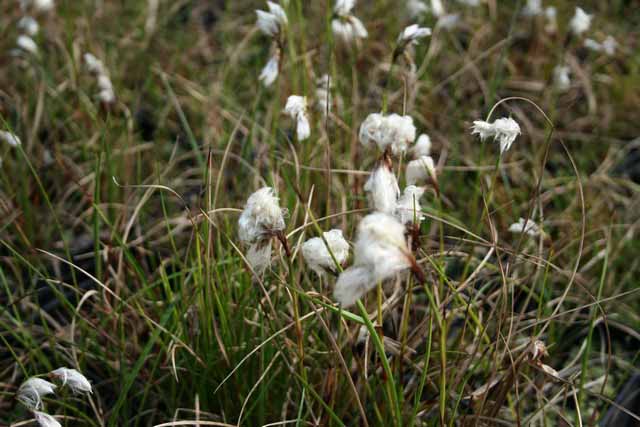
[1,1,638,427]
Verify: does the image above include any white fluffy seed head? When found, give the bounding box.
[259,53,279,87]
[397,24,431,47]
[246,241,273,275]
[471,117,521,154]
[238,187,286,244]
[407,0,428,18]
[256,2,287,37]
[522,0,542,17]
[359,113,385,150]
[492,118,521,153]
[284,95,310,140]
[601,36,617,56]
[17,35,38,54]
[284,95,306,118]
[84,53,104,74]
[333,265,372,307]
[267,2,287,26]
[33,411,61,427]
[406,155,435,186]
[34,0,55,11]
[97,74,113,91]
[396,185,426,225]
[544,7,557,33]
[412,134,431,158]
[50,368,92,394]
[584,38,601,51]
[437,14,460,30]
[384,114,416,155]
[302,229,350,276]
[508,218,541,237]
[553,65,570,91]
[586,37,618,56]
[0,130,22,147]
[21,0,55,12]
[332,0,366,42]
[256,10,279,37]
[296,114,310,140]
[430,0,445,17]
[18,16,39,36]
[364,162,400,214]
[334,0,356,17]
[332,16,368,42]
[570,7,592,37]
[98,88,116,104]
[17,377,57,410]
[359,113,416,155]
[353,212,411,283]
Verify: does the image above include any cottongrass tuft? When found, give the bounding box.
[364,159,400,215]
[255,1,287,87]
[0,130,22,147]
[584,36,617,56]
[544,7,557,33]
[259,52,280,87]
[332,0,368,43]
[405,155,436,187]
[412,133,431,158]
[436,14,460,30]
[429,0,445,17]
[397,24,431,49]
[301,229,350,276]
[20,0,55,12]
[334,213,413,307]
[406,0,428,18]
[16,35,38,55]
[508,217,541,237]
[246,240,274,275]
[521,0,542,17]
[359,113,416,155]
[284,95,311,141]
[553,65,571,92]
[471,117,521,155]
[569,7,592,37]
[238,187,287,273]
[256,1,288,37]
[396,185,426,225]
[238,187,286,244]
[17,377,57,410]
[18,16,39,36]
[84,52,115,104]
[50,368,92,394]
[33,411,61,427]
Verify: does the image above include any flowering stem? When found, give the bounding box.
[284,247,307,385]
[356,300,402,427]
[276,230,292,258]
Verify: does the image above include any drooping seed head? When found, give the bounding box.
[50,368,92,394]
[302,229,350,276]
[17,377,57,410]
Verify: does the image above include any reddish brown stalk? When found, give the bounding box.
[275,230,292,258]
